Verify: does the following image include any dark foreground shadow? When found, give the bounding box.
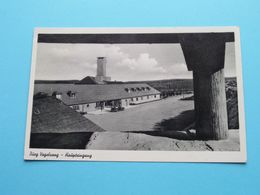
[30,132,93,149]
[131,110,196,140]
[132,107,238,140]
[136,130,196,140]
[153,110,195,131]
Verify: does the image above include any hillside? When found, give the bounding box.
[181,77,239,129]
[125,79,193,94]
[35,80,79,84]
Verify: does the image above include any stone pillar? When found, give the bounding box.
[180,34,229,140]
[193,69,228,140]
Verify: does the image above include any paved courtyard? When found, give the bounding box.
[85,96,194,132]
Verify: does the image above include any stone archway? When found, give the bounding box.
[38,32,234,140]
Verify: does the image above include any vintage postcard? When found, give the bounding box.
[24,27,246,162]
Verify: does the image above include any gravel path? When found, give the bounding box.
[85,96,194,131]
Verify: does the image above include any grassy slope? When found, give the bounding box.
[181,78,239,129]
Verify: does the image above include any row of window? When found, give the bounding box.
[130,95,157,101]
[125,87,151,93]
[72,95,158,109]
[72,105,79,110]
[71,95,158,110]
[55,87,153,100]
[72,104,90,110]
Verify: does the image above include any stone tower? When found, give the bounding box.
[95,57,111,83]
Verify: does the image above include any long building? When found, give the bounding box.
[34,83,161,113]
[34,57,161,113]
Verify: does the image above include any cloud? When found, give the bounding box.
[35,43,193,81]
[167,63,190,75]
[116,53,166,73]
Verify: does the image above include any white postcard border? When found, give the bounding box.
[24,27,247,163]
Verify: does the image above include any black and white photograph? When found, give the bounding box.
[24,27,246,162]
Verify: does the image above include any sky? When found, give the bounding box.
[35,42,236,81]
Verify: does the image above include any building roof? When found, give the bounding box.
[76,76,98,84]
[34,83,161,105]
[31,96,104,133]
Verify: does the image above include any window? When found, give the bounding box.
[87,104,89,107]
[147,95,149,99]
[72,105,79,110]
[141,96,143,100]
[141,87,145,91]
[146,87,151,90]
[56,94,62,100]
[67,91,76,98]
[52,92,62,100]
[154,95,157,98]
[136,97,138,101]
[131,98,134,101]
[125,88,129,93]
[131,88,136,92]
[96,102,104,108]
